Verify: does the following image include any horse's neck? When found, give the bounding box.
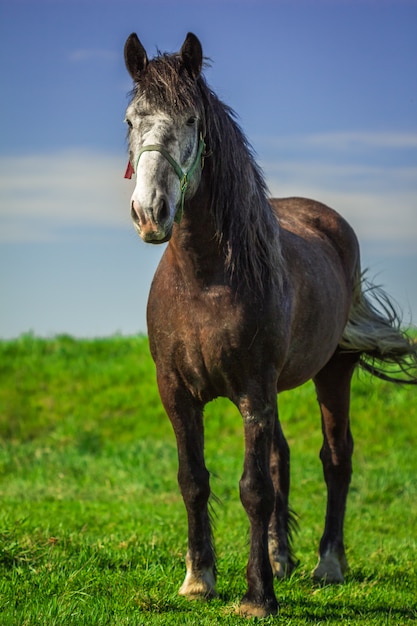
[168,184,228,286]
[169,161,283,295]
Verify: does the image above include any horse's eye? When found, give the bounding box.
[186,116,197,127]
[125,118,133,129]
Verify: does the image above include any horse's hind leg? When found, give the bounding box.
[268,411,297,578]
[312,350,359,583]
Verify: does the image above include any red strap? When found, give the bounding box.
[124,161,134,179]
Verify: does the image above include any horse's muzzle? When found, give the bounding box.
[130,203,172,244]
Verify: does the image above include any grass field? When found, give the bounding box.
[0,334,416,625]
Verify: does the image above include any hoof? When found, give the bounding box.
[312,551,347,584]
[236,602,278,619]
[178,566,217,600]
[270,555,297,579]
[236,597,278,619]
[268,536,297,579]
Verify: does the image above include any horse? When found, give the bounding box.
[122,32,417,618]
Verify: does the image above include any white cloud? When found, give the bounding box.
[0,141,416,251]
[0,145,415,336]
[0,150,133,242]
[255,130,417,251]
[267,132,417,151]
[262,160,417,251]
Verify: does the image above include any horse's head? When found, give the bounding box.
[124,33,206,244]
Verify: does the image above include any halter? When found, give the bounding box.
[124,133,206,224]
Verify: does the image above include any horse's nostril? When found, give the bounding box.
[131,202,140,223]
[157,197,169,224]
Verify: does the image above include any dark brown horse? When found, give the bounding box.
[123,32,416,618]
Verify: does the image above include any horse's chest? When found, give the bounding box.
[178,325,249,401]
[148,283,254,400]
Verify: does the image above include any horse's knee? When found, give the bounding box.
[178,465,210,507]
[239,471,274,520]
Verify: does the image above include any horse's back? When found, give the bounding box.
[270,197,360,282]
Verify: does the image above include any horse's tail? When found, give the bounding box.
[339,270,417,385]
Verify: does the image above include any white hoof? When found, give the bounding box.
[179,556,216,600]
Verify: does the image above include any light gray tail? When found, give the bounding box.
[340,271,417,385]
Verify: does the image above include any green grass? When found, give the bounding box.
[0,334,416,624]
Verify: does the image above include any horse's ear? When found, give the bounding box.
[124,33,148,81]
[180,32,203,79]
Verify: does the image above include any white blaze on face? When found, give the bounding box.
[125,103,202,241]
[130,112,180,226]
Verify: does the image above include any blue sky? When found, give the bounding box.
[1,0,416,338]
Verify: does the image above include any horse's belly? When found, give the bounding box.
[277,300,349,391]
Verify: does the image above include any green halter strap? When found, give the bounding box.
[135,133,206,224]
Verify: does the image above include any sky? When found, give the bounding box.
[0,0,416,339]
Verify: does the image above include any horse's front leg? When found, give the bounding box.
[158,381,216,600]
[237,397,278,618]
